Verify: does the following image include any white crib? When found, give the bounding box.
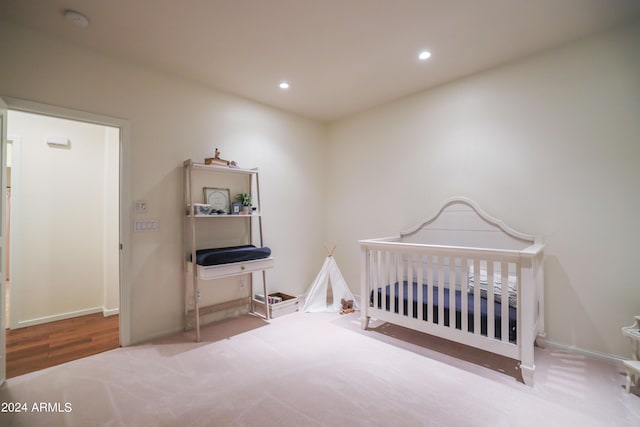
[359,197,545,385]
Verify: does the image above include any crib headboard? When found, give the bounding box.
[399,197,538,251]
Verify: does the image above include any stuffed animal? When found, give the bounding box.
[340,298,355,315]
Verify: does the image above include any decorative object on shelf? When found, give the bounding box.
[203,187,230,213]
[231,201,242,215]
[236,193,252,214]
[204,147,237,167]
[193,203,213,215]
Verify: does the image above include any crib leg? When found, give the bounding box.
[361,315,370,330]
[521,364,535,386]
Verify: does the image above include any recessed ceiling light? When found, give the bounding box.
[418,51,431,61]
[279,81,290,90]
[64,9,90,28]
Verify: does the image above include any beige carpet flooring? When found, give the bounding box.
[1,311,639,427]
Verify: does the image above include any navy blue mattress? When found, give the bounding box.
[373,281,517,343]
[194,245,271,266]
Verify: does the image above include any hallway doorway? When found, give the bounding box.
[5,110,120,376]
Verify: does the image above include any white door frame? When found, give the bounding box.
[0,97,7,384]
[1,96,132,348]
[7,134,21,330]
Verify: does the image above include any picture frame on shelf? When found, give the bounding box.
[203,187,230,213]
[231,201,242,215]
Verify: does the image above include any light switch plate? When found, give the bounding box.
[133,220,159,232]
[134,200,148,213]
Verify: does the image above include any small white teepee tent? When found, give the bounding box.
[303,246,358,313]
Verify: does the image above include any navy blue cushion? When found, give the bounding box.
[194,245,271,266]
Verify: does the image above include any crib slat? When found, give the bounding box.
[398,252,403,315]
[401,254,415,317]
[367,250,372,309]
[427,255,434,324]
[501,262,509,342]
[487,261,495,338]
[390,251,395,312]
[473,259,481,336]
[382,250,387,311]
[382,251,393,311]
[449,257,456,329]
[515,263,521,326]
[400,252,406,315]
[417,255,424,321]
[515,262,521,344]
[396,252,402,315]
[391,252,397,314]
[461,258,468,332]
[375,250,381,310]
[371,250,380,308]
[378,250,383,310]
[366,250,371,308]
[437,256,444,325]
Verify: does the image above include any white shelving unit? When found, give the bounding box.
[183,159,273,342]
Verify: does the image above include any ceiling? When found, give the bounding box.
[2,0,640,123]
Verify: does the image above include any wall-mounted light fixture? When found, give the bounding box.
[47,136,70,147]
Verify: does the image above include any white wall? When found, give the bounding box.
[0,21,326,343]
[327,22,640,358]
[7,111,119,326]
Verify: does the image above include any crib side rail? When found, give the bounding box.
[359,238,526,260]
[359,240,541,362]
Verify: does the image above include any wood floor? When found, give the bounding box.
[5,312,120,378]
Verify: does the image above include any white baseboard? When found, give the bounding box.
[542,339,624,366]
[14,306,104,329]
[103,307,120,317]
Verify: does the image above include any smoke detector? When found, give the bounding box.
[64,9,89,28]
